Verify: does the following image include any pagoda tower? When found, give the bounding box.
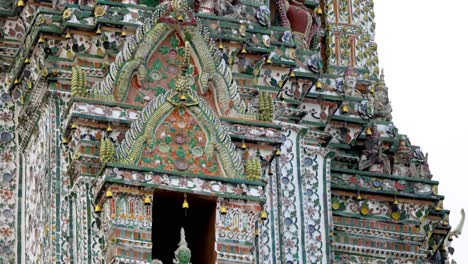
[0,0,462,263]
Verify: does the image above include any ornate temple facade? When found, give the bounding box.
[0,0,463,263]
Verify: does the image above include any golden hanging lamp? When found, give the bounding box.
[182,193,189,209]
[220,206,227,215]
[95,204,102,213]
[65,31,72,39]
[24,57,30,64]
[106,123,112,134]
[38,35,44,44]
[241,46,247,54]
[357,193,362,201]
[177,14,184,22]
[341,104,349,114]
[105,189,113,199]
[360,205,369,215]
[62,137,69,145]
[289,70,295,78]
[275,148,281,157]
[27,81,33,89]
[279,91,285,101]
[17,0,25,7]
[144,195,151,205]
[14,78,20,85]
[366,127,372,136]
[218,43,224,50]
[96,27,102,35]
[393,199,398,205]
[71,122,78,131]
[120,30,127,38]
[316,7,323,15]
[261,210,268,220]
[370,87,375,94]
[180,94,187,102]
[316,81,322,90]
[241,142,247,150]
[268,166,273,176]
[266,57,272,64]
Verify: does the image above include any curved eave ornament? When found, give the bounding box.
[114,42,244,179]
[87,0,257,119]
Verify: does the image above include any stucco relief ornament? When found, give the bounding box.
[214,0,246,18]
[343,63,357,97]
[285,0,320,49]
[392,138,413,177]
[373,70,392,121]
[358,130,391,174]
[197,0,215,14]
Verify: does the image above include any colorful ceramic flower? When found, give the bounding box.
[256,6,271,27]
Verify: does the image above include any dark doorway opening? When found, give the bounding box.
[151,189,216,264]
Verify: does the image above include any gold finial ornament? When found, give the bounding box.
[95,204,102,213]
[144,195,151,205]
[105,189,113,199]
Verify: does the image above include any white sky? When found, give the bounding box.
[374,0,467,261]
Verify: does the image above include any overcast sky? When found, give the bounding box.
[374,0,467,261]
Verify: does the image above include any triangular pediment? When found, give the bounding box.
[86,2,257,120]
[115,90,244,179]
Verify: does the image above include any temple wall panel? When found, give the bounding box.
[23,103,54,263]
[0,78,17,263]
